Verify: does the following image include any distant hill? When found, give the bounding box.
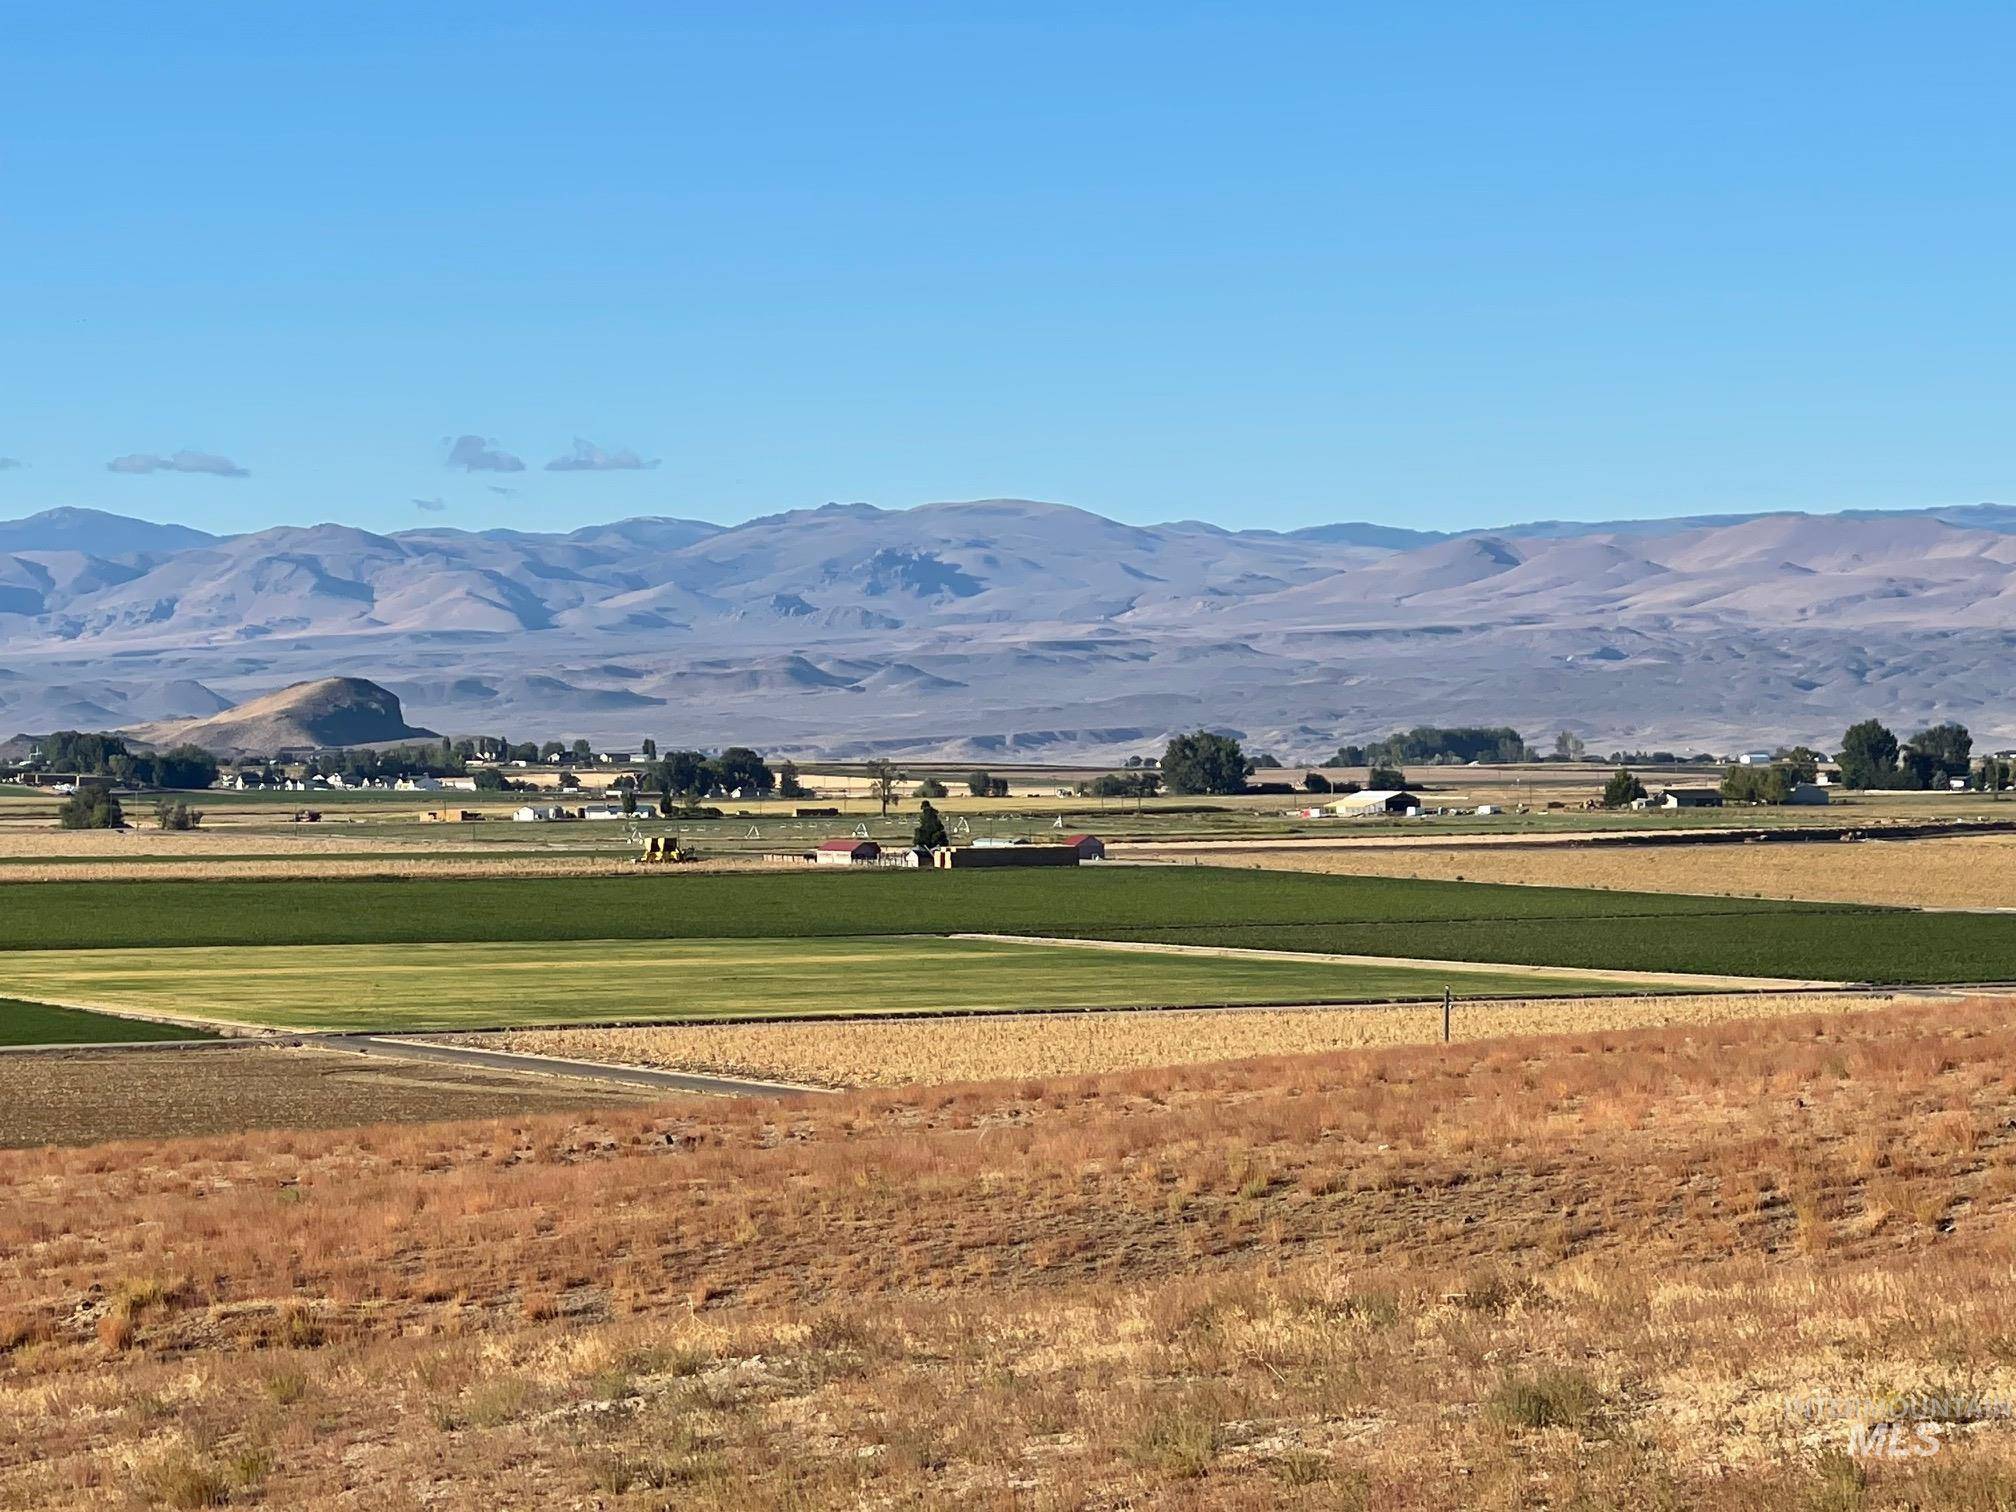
[1,497,2014,757]
[0,507,217,557]
[130,677,437,754]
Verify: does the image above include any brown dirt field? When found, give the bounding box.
[6,998,2016,1506]
[455,989,1939,1087]
[0,1045,651,1147]
[1132,831,2016,908]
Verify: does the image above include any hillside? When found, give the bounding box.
[1,498,2014,755]
[129,676,436,753]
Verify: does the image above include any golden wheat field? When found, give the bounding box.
[1134,832,2016,908]
[452,989,1938,1087]
[7,997,2016,1507]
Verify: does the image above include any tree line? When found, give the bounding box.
[36,731,219,791]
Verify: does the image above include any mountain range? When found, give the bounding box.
[2,499,2013,760]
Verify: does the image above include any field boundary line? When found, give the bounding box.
[947,933,1843,990]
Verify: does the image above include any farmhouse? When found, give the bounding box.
[1058,833,1106,860]
[816,839,881,865]
[1660,788,1723,808]
[1326,790,1421,817]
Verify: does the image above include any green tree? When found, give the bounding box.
[152,799,203,831]
[1553,730,1586,761]
[471,766,508,791]
[777,760,808,799]
[640,737,658,759]
[867,759,900,816]
[620,785,637,815]
[571,738,592,762]
[1302,771,1333,793]
[57,786,123,830]
[1908,723,1973,785]
[913,777,947,798]
[1160,731,1248,795]
[966,769,995,797]
[1721,765,1797,804]
[1838,720,1899,789]
[1773,746,1823,783]
[1601,769,1646,808]
[653,751,709,797]
[1368,765,1408,790]
[709,747,775,796]
[153,744,219,791]
[913,799,948,850]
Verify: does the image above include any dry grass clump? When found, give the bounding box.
[6,996,2016,1505]
[458,990,1929,1086]
[1140,831,2016,908]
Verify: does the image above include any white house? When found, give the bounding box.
[395,776,443,792]
[579,804,633,820]
[513,805,565,822]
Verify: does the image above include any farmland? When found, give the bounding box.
[0,937,1623,1033]
[1154,830,2016,909]
[6,995,2016,1507]
[0,998,214,1047]
[2,866,2015,984]
[456,988,1932,1087]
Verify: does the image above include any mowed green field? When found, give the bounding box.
[0,997,217,1046]
[0,867,2007,983]
[0,939,1624,1033]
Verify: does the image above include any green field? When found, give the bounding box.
[0,997,218,1047]
[0,939,1622,1032]
[0,867,2005,985]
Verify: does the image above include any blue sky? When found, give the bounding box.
[2,2,2012,536]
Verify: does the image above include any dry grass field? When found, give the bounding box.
[456,989,1938,1087]
[0,1045,651,1148]
[6,998,2016,1506]
[1139,831,2016,909]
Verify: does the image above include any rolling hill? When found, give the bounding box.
[128,677,437,754]
[0,499,2012,757]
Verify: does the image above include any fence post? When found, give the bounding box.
[1442,987,1452,1044]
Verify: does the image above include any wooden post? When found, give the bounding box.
[1442,987,1452,1044]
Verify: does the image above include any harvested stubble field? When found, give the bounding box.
[0,1045,651,1148]
[454,989,1938,1087]
[7,999,2016,1506]
[1146,831,2016,910]
[0,937,1620,1032]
